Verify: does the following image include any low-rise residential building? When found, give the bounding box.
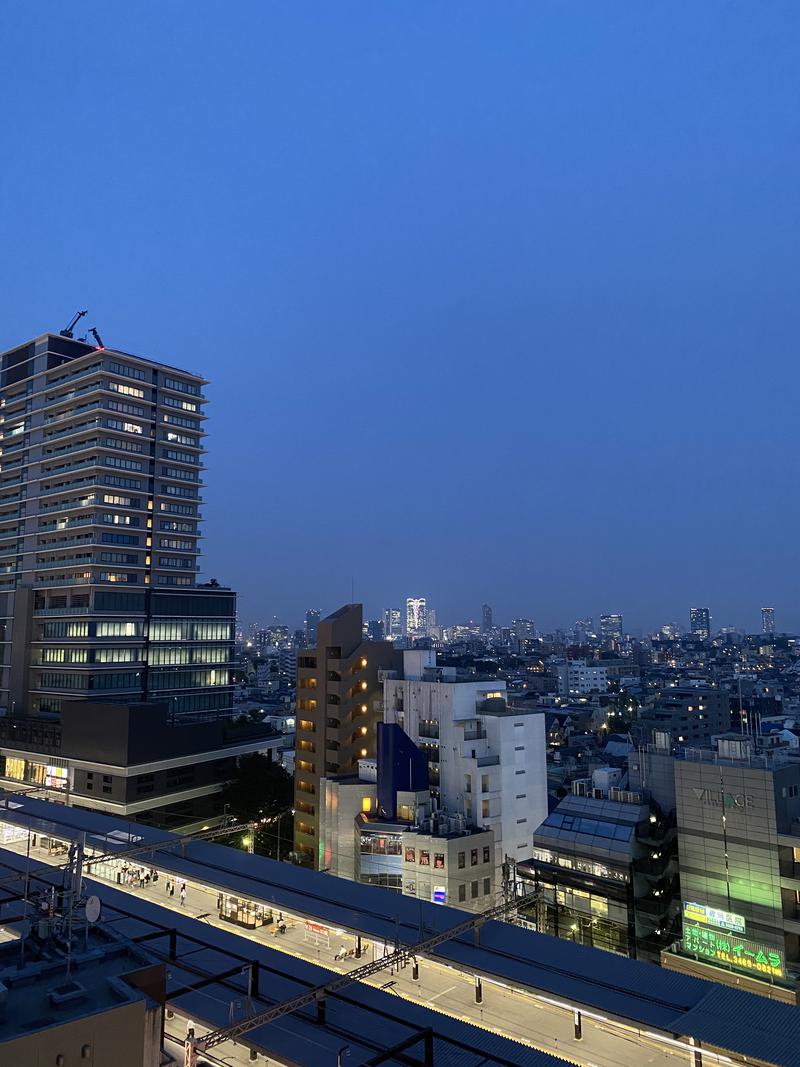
[383,650,548,874]
[556,660,608,697]
[637,685,730,746]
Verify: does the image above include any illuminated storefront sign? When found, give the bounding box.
[433,886,446,904]
[682,923,783,978]
[2,756,67,790]
[683,901,745,933]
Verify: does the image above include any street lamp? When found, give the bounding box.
[337,1046,350,1067]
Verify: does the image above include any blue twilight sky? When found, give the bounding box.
[1,2,799,634]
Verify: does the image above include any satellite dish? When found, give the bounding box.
[85,896,101,924]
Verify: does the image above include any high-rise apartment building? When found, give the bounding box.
[0,331,279,824]
[406,596,427,637]
[383,607,402,641]
[294,603,399,866]
[481,603,493,633]
[689,607,711,640]
[762,607,775,635]
[599,613,623,644]
[304,608,320,646]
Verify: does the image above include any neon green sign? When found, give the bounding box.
[683,923,783,979]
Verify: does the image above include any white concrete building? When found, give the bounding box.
[556,660,609,697]
[318,758,378,878]
[383,651,547,874]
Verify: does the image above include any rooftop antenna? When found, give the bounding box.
[89,327,105,350]
[60,310,87,338]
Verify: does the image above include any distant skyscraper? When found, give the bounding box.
[406,597,427,637]
[304,608,320,646]
[762,607,775,635]
[481,603,493,633]
[689,607,710,640]
[599,614,623,644]
[365,618,385,641]
[383,607,402,640]
[512,618,535,639]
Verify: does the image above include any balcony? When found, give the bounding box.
[39,497,98,516]
[476,754,500,767]
[44,381,105,408]
[38,515,94,533]
[464,729,487,742]
[36,535,96,550]
[43,419,102,443]
[34,576,93,587]
[418,724,439,739]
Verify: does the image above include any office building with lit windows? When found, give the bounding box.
[762,607,776,635]
[599,614,622,645]
[0,330,280,825]
[406,597,427,637]
[383,607,402,641]
[516,768,678,963]
[689,607,711,640]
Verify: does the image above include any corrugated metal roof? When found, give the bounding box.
[670,984,800,1067]
[0,846,570,1067]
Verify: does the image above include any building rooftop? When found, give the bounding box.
[2,333,208,383]
[0,933,158,1045]
[534,792,647,858]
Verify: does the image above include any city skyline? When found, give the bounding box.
[4,4,800,635]
[242,599,781,639]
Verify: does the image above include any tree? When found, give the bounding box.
[221,754,294,859]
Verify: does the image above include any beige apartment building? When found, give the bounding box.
[293,603,398,866]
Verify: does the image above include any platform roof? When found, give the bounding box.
[1,792,799,1065]
[0,844,566,1067]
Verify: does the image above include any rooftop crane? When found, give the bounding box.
[59,310,87,338]
[89,327,105,349]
